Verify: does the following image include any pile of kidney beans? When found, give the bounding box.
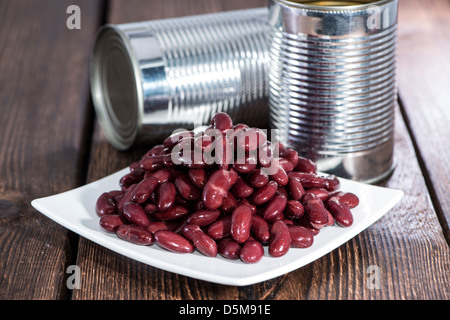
[96,113,359,263]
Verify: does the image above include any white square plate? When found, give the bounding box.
[31,168,403,286]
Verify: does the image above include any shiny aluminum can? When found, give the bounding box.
[268,0,399,183]
[91,8,270,150]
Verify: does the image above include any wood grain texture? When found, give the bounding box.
[72,0,450,300]
[0,0,103,299]
[397,0,450,241]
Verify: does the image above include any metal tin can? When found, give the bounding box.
[268,0,399,183]
[91,8,270,150]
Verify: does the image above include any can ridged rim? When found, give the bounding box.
[274,0,394,12]
[90,25,144,150]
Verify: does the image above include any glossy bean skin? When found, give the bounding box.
[182,224,217,257]
[119,172,144,189]
[217,237,241,260]
[328,191,359,209]
[206,215,232,240]
[247,169,269,188]
[146,221,169,234]
[288,172,328,189]
[284,200,305,220]
[325,175,340,191]
[116,225,154,245]
[288,177,305,201]
[174,174,201,201]
[231,176,254,199]
[188,168,208,189]
[269,165,289,186]
[251,215,270,243]
[202,169,234,210]
[185,209,221,227]
[304,197,329,229]
[326,199,353,227]
[269,221,291,257]
[288,225,314,248]
[211,112,233,133]
[152,205,190,222]
[99,214,126,232]
[220,192,238,214]
[123,202,150,228]
[231,205,253,243]
[131,177,159,204]
[154,230,194,253]
[305,188,330,202]
[295,156,317,174]
[139,155,165,172]
[96,192,117,217]
[157,181,176,211]
[250,181,278,206]
[145,168,174,183]
[233,153,258,174]
[240,240,264,263]
[262,194,287,222]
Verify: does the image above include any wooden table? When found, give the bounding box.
[1,0,449,301]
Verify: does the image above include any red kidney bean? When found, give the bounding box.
[295,156,317,173]
[296,215,320,236]
[145,168,174,183]
[328,191,359,209]
[188,168,208,189]
[174,174,201,201]
[182,224,217,257]
[154,230,194,253]
[326,199,353,227]
[305,188,330,202]
[231,205,253,243]
[206,215,232,240]
[129,161,145,175]
[304,197,329,229]
[99,214,127,232]
[131,177,159,204]
[117,183,137,214]
[247,169,269,188]
[288,177,305,201]
[157,181,176,211]
[268,164,289,186]
[280,148,299,169]
[250,180,278,206]
[217,237,241,260]
[116,225,154,245]
[143,202,157,215]
[139,155,165,172]
[240,240,264,263]
[211,112,233,134]
[325,209,334,226]
[251,215,270,243]
[123,202,150,228]
[284,200,305,220]
[288,172,328,189]
[146,221,169,234]
[278,157,295,173]
[236,128,262,153]
[202,169,234,210]
[257,142,273,168]
[325,175,340,191]
[152,205,190,222]
[233,153,258,174]
[262,194,287,222]
[237,198,257,214]
[288,225,314,248]
[220,192,237,214]
[231,176,254,199]
[185,209,221,227]
[144,144,165,157]
[120,172,144,189]
[96,192,117,217]
[269,220,291,257]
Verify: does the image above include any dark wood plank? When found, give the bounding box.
[73,0,450,300]
[0,0,103,299]
[397,0,450,241]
